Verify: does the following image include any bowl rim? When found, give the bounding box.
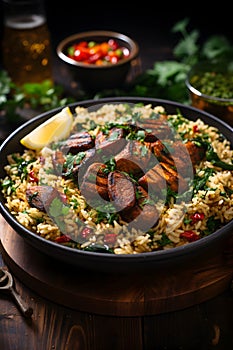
[185,59,233,103]
[0,96,233,271]
[186,80,233,103]
[56,30,139,69]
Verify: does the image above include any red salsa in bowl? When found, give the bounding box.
[56,30,139,91]
[66,39,130,65]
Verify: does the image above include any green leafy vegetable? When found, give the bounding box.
[0,73,75,123]
[206,144,233,170]
[48,197,70,232]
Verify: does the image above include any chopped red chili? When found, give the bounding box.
[28,170,38,183]
[55,234,71,243]
[190,212,205,224]
[80,227,93,239]
[193,125,199,133]
[180,230,199,242]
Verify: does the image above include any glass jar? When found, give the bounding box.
[1,0,54,86]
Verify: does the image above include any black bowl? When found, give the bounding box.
[56,30,139,91]
[0,97,233,273]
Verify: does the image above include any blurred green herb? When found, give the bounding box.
[94,18,233,103]
[0,71,75,123]
[1,17,232,124]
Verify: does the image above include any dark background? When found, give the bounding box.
[1,1,232,72]
[44,1,233,59]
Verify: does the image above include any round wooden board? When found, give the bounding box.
[0,215,233,316]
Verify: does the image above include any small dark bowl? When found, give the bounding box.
[0,97,233,274]
[56,30,139,91]
[186,59,233,127]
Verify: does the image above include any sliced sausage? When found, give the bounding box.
[121,186,160,230]
[160,162,188,193]
[61,131,94,154]
[185,140,206,166]
[108,170,136,211]
[95,127,126,156]
[138,163,167,195]
[26,185,67,212]
[136,115,173,139]
[52,150,65,175]
[80,162,109,201]
[115,140,151,178]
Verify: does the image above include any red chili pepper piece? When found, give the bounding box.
[190,212,205,224]
[87,52,102,64]
[72,48,90,62]
[104,233,117,245]
[109,55,119,64]
[80,227,93,239]
[193,125,199,133]
[55,234,71,243]
[28,170,38,183]
[180,230,199,242]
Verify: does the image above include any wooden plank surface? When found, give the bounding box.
[0,214,233,349]
[0,253,233,350]
[0,214,233,316]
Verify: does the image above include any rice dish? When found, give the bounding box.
[1,102,233,255]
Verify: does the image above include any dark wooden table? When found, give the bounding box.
[0,214,233,350]
[1,9,233,348]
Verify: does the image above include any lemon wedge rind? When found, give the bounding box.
[20,106,74,150]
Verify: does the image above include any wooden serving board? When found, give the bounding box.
[0,214,233,317]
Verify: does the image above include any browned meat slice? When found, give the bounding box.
[128,125,158,143]
[52,150,66,174]
[71,148,96,180]
[148,140,195,178]
[115,140,151,178]
[143,130,158,143]
[79,162,109,201]
[170,140,195,177]
[108,170,136,211]
[136,115,173,139]
[184,140,206,166]
[136,185,149,204]
[121,186,160,230]
[146,139,163,156]
[95,127,126,156]
[61,131,94,154]
[139,161,187,195]
[26,185,67,212]
[159,162,188,193]
[147,139,174,165]
[138,163,167,195]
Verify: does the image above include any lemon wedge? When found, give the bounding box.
[20,106,74,150]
